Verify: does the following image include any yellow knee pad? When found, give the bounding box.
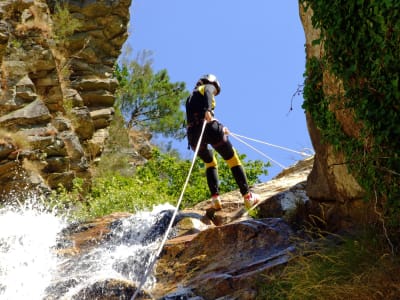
[226,149,242,168]
[205,155,217,169]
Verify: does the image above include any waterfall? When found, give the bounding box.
[0,196,66,299]
[0,196,175,299]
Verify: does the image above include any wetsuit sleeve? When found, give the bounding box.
[204,84,216,112]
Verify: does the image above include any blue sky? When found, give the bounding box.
[125,1,313,180]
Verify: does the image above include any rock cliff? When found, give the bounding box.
[299,4,375,230]
[0,0,378,232]
[0,0,131,199]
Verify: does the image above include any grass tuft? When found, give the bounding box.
[256,227,400,300]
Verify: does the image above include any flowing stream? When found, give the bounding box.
[0,196,175,300]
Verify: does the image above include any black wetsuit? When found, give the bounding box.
[185,83,250,197]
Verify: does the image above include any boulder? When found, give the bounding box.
[70,106,95,140]
[85,128,109,158]
[44,156,70,173]
[154,218,294,300]
[52,116,72,132]
[90,107,114,129]
[0,99,51,129]
[71,279,151,300]
[15,75,36,102]
[45,171,75,189]
[26,134,67,157]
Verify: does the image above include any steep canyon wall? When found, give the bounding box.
[0,1,380,231]
[0,0,131,199]
[299,3,377,230]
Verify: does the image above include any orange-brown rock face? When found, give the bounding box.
[0,0,131,199]
[154,218,294,300]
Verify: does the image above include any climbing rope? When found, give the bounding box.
[131,127,313,298]
[230,132,313,157]
[229,132,314,170]
[130,120,207,300]
[230,133,287,169]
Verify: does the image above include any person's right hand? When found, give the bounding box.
[205,110,214,122]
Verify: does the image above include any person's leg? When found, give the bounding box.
[215,141,261,208]
[205,120,250,196]
[197,147,219,196]
[188,124,221,209]
[215,141,249,196]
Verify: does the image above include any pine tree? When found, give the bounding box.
[114,51,189,139]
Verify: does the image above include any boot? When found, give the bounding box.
[243,192,260,210]
[211,194,222,210]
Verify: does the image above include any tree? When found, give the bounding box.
[114,51,189,139]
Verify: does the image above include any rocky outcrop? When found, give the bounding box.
[299,4,373,230]
[155,218,294,300]
[0,0,132,199]
[53,159,312,299]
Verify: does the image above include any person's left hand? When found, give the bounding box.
[223,126,230,135]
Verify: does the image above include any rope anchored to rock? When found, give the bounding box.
[130,119,207,300]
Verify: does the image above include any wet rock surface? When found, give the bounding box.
[53,159,312,299]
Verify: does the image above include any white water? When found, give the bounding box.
[0,196,175,300]
[0,197,66,299]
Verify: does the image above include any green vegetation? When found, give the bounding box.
[256,228,399,300]
[51,2,82,44]
[51,146,268,220]
[115,51,189,139]
[301,1,400,231]
[136,148,268,209]
[93,111,133,178]
[48,55,269,220]
[50,2,82,112]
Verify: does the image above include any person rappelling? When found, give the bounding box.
[185,74,261,210]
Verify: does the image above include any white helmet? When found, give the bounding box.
[196,74,221,95]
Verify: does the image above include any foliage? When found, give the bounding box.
[93,111,135,178]
[47,178,86,220]
[134,148,269,208]
[50,146,269,220]
[114,51,189,139]
[48,175,175,221]
[49,1,83,112]
[80,175,175,218]
[256,228,400,300]
[51,2,81,43]
[301,0,400,230]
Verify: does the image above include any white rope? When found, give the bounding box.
[130,120,207,300]
[230,132,313,157]
[230,133,287,169]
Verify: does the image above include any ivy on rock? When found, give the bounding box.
[301,0,400,228]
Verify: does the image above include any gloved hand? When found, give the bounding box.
[223,126,230,135]
[205,111,214,122]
